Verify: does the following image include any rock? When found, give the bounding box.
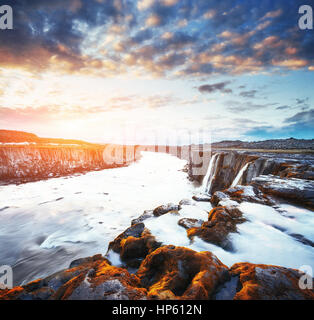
[187,206,245,250]
[229,263,314,300]
[178,199,195,206]
[211,185,274,207]
[252,175,314,209]
[108,223,161,268]
[131,210,154,225]
[18,287,55,300]
[178,218,204,229]
[69,254,104,269]
[153,203,179,217]
[0,256,147,300]
[136,246,229,300]
[192,194,211,202]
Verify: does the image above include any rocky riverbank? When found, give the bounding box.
[0,133,313,300]
[1,174,313,300]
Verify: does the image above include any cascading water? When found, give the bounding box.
[231,162,251,188]
[202,153,219,194]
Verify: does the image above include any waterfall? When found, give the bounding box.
[231,162,251,188]
[202,153,219,194]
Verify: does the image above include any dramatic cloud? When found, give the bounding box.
[0,0,313,77]
[0,1,313,143]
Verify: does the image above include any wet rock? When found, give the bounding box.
[211,185,274,207]
[0,287,25,300]
[108,223,161,268]
[179,199,195,207]
[18,287,55,300]
[230,263,314,300]
[187,206,245,250]
[53,258,147,300]
[153,203,179,217]
[252,175,314,209]
[131,210,154,225]
[69,254,104,269]
[0,256,147,300]
[178,218,204,229]
[192,194,211,202]
[137,246,229,300]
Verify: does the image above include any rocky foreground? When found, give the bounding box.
[1,180,313,300]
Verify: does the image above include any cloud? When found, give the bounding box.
[276,105,292,110]
[284,109,314,124]
[244,109,314,140]
[0,0,313,78]
[198,82,232,94]
[239,90,257,98]
[226,100,275,112]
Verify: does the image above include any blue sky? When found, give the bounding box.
[0,0,313,143]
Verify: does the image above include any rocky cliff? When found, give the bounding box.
[0,145,140,184]
[199,151,314,196]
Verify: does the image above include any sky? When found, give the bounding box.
[0,0,313,144]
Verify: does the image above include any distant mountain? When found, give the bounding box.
[212,138,314,150]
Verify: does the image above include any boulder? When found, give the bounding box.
[136,246,229,300]
[153,203,179,217]
[192,194,211,202]
[211,185,275,207]
[229,263,314,300]
[0,255,147,300]
[187,206,245,250]
[178,218,204,229]
[131,210,154,225]
[107,223,161,268]
[252,175,314,209]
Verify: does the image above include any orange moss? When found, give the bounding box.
[137,246,228,300]
[0,287,24,300]
[230,263,314,300]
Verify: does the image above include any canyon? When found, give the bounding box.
[0,130,313,300]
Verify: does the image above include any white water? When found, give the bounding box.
[0,152,195,285]
[202,153,219,194]
[145,201,314,271]
[230,162,251,188]
[0,151,313,287]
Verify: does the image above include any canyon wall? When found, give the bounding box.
[0,145,139,184]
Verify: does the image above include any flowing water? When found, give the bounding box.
[230,162,252,188]
[0,152,195,285]
[0,151,313,286]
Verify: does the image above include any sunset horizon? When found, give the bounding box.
[0,0,313,306]
[0,0,313,144]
